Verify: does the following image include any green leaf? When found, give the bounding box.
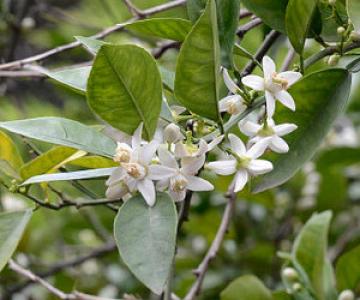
[43,66,91,93]
[347,0,360,32]
[216,0,241,68]
[0,130,23,178]
[272,291,292,300]
[336,245,360,291]
[87,44,162,140]
[285,0,318,53]
[114,192,177,294]
[241,0,288,33]
[160,66,175,91]
[0,117,116,158]
[254,68,352,193]
[22,167,116,185]
[175,0,222,122]
[220,275,272,300]
[292,211,332,300]
[347,57,360,73]
[0,210,32,273]
[125,18,192,41]
[187,0,207,23]
[75,36,107,55]
[69,156,117,169]
[20,146,86,180]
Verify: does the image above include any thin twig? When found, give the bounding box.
[184,188,237,300]
[241,30,281,77]
[4,242,116,297]
[153,41,181,59]
[122,0,144,17]
[0,0,187,71]
[236,18,262,39]
[281,46,296,72]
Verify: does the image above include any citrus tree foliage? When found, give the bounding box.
[0,0,360,299]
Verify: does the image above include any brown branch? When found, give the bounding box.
[153,41,181,59]
[280,46,296,72]
[0,0,187,71]
[236,18,262,39]
[4,242,116,297]
[183,188,237,300]
[122,0,144,17]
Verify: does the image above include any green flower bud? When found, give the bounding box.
[338,290,355,300]
[350,31,360,42]
[328,54,341,66]
[292,283,302,292]
[329,0,336,5]
[337,26,345,35]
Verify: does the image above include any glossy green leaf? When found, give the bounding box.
[241,0,288,33]
[347,0,360,31]
[0,210,32,273]
[160,67,175,91]
[187,0,207,23]
[292,211,332,300]
[285,0,318,53]
[347,57,360,73]
[22,167,116,185]
[175,0,222,122]
[87,44,162,140]
[75,36,107,55]
[220,275,272,300]
[0,117,116,158]
[20,146,86,180]
[216,0,241,68]
[254,69,351,193]
[69,156,117,169]
[272,291,292,300]
[336,245,360,291]
[0,130,23,178]
[114,192,177,294]
[125,18,191,41]
[43,66,91,93]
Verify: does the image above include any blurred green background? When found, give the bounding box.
[0,1,360,299]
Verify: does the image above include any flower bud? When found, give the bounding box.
[329,0,336,5]
[292,283,302,292]
[328,54,341,66]
[282,267,299,282]
[350,31,360,42]
[164,123,183,144]
[337,26,345,35]
[338,290,355,300]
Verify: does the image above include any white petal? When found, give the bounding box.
[158,147,178,169]
[207,135,224,151]
[138,178,156,206]
[239,120,261,137]
[139,141,159,165]
[132,123,143,150]
[156,178,169,191]
[195,139,209,157]
[265,91,276,118]
[246,138,271,159]
[169,189,186,202]
[263,56,276,80]
[106,183,128,200]
[275,90,296,111]
[174,142,188,158]
[234,169,248,192]
[247,159,273,175]
[181,155,205,175]
[241,75,265,91]
[207,160,237,175]
[186,175,214,191]
[219,95,244,114]
[223,68,239,94]
[274,123,297,136]
[148,165,177,180]
[228,133,246,155]
[269,136,289,153]
[278,71,302,87]
[106,167,126,186]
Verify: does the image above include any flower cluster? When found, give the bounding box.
[208,56,301,192]
[106,56,302,204]
[106,123,222,206]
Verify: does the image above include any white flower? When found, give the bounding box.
[207,134,273,192]
[156,147,213,201]
[163,123,184,144]
[240,118,297,153]
[241,56,302,117]
[174,135,223,159]
[106,123,176,206]
[220,69,247,116]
